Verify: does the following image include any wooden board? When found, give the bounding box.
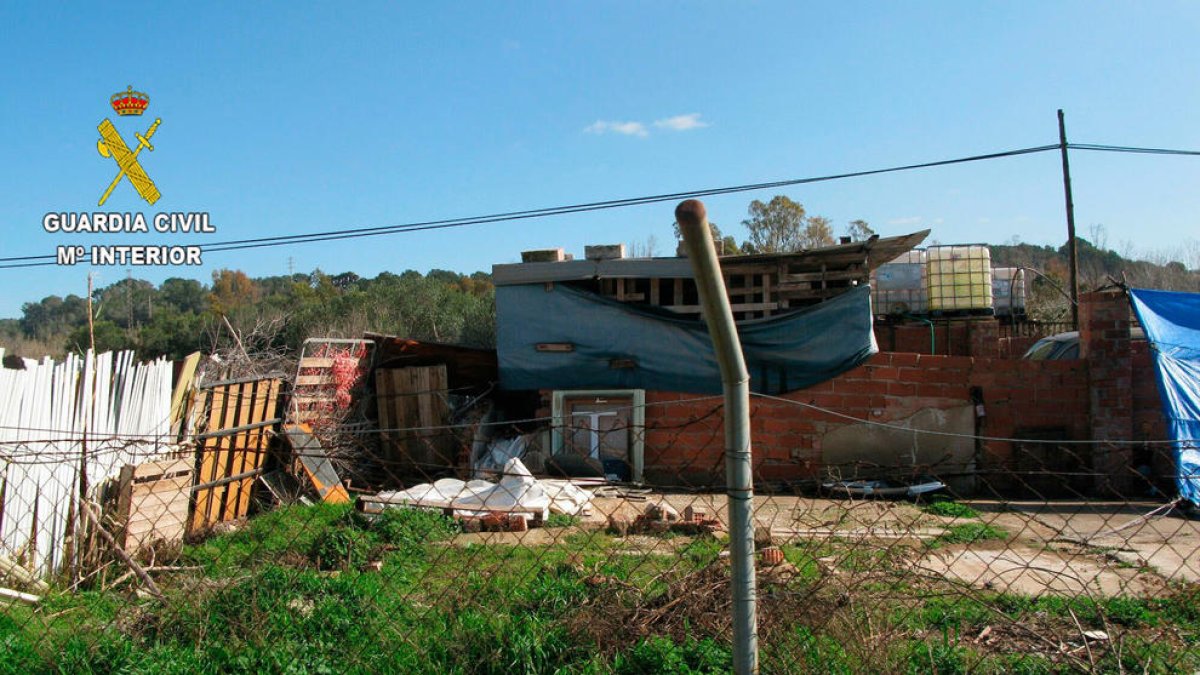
[283,424,350,503]
[118,458,194,553]
[375,365,455,479]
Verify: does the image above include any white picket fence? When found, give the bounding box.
[0,348,175,577]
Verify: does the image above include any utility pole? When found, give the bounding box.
[677,199,758,673]
[1057,109,1080,330]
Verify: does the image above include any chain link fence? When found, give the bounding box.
[2,376,1198,674]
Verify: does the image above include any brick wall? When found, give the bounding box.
[530,290,1165,495]
[1080,291,1135,495]
[639,352,1091,488]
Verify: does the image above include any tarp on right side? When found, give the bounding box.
[1129,288,1200,505]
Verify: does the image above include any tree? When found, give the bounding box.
[742,196,835,252]
[209,269,259,315]
[804,216,835,249]
[672,220,738,255]
[159,277,207,315]
[846,219,875,242]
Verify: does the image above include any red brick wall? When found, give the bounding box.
[872,318,1003,358]
[1080,291,1136,494]
[1132,342,1168,442]
[640,352,1091,487]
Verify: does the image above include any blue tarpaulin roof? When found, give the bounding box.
[1129,288,1200,505]
[496,283,877,395]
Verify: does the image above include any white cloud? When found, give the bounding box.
[654,113,709,131]
[584,120,648,137]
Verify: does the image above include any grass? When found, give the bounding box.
[4,501,1200,673]
[930,522,1009,548]
[923,500,981,520]
[545,513,581,528]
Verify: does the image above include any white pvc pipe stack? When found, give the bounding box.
[0,348,177,577]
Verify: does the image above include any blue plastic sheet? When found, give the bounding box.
[1129,288,1200,505]
[496,283,877,395]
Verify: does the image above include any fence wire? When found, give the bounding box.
[1,391,1198,674]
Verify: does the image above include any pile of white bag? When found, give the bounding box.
[371,458,592,521]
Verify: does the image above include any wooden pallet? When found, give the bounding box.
[117,457,193,553]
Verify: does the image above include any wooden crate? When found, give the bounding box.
[117,458,194,553]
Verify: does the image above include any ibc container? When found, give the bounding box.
[871,249,928,315]
[926,245,993,313]
[992,267,1026,316]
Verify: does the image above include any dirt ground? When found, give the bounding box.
[557,493,1200,597]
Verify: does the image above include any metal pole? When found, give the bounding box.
[676,199,758,674]
[1058,109,1080,330]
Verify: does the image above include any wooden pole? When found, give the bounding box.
[1058,109,1080,330]
[87,273,95,351]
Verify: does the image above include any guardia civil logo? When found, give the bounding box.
[96,85,161,206]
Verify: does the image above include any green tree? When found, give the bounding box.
[847,219,875,242]
[672,220,739,255]
[742,195,836,253]
[159,277,207,314]
[66,319,131,354]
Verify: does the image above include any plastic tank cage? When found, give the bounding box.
[926,244,994,315]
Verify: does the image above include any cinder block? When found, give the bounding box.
[584,244,626,260]
[521,248,565,263]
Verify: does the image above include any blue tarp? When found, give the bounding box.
[496,283,877,395]
[1129,288,1200,505]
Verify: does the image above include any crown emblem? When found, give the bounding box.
[110,85,150,116]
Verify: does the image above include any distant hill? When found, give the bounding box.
[990,238,1199,292]
[987,237,1199,320]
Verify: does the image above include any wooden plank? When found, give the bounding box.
[649,278,660,305]
[232,379,266,519]
[169,352,201,434]
[377,369,396,467]
[296,374,335,386]
[131,458,192,482]
[780,269,865,284]
[207,383,242,526]
[191,387,228,531]
[236,379,278,519]
[298,357,336,369]
[284,424,350,504]
[219,381,253,520]
[293,394,337,404]
[662,302,780,314]
[130,474,195,498]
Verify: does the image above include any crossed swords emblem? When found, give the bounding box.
[96,117,161,206]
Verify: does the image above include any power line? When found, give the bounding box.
[0,144,1059,269]
[1068,143,1200,157]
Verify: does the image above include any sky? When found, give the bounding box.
[1,2,1198,317]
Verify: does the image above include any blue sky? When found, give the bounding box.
[2,2,1198,317]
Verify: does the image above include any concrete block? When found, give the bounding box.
[585,244,626,260]
[521,248,565,263]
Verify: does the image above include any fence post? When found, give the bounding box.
[676,199,758,673]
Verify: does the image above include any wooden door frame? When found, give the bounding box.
[551,389,645,483]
